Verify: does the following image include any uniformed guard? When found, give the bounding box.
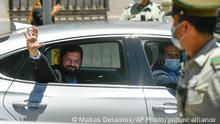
[166,0,220,123]
[120,0,168,22]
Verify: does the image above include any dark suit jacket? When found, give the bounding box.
[31,54,77,83]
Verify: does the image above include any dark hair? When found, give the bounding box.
[158,43,175,56]
[60,45,83,62]
[180,15,216,35]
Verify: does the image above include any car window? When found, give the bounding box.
[81,43,121,68]
[136,37,172,86]
[0,38,129,85]
[141,38,171,67]
[144,42,159,67]
[45,40,129,85]
[0,50,35,81]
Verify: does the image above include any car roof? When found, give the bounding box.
[0,21,172,56]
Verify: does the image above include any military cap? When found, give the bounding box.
[166,0,220,17]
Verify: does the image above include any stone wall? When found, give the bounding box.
[0,0,11,35]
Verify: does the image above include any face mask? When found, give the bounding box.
[164,59,180,71]
[133,0,143,4]
[171,23,185,50]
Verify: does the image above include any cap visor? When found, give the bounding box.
[165,11,173,16]
[165,7,182,16]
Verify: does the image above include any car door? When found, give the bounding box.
[2,36,148,123]
[133,35,178,123]
[0,76,16,120]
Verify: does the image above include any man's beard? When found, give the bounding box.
[61,65,77,74]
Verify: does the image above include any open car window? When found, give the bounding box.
[140,38,171,67]
[45,39,129,85]
[0,37,129,85]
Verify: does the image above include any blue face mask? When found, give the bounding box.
[164,59,180,71]
[171,23,185,50]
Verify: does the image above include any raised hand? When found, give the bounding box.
[51,4,62,17]
[24,26,44,57]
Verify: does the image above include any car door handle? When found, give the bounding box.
[152,103,177,114]
[12,101,47,109]
[153,105,177,111]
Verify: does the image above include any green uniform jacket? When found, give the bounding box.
[177,38,220,124]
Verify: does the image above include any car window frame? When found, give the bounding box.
[42,37,130,85]
[132,35,172,86]
[0,34,144,86]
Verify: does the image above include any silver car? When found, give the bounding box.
[0,21,177,124]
